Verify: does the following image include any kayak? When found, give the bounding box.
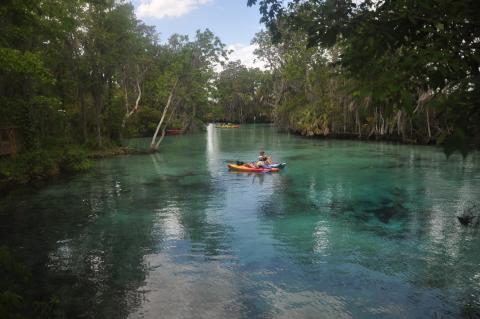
[228,164,279,172]
[268,162,287,169]
[217,124,240,128]
[166,129,183,135]
[233,161,286,169]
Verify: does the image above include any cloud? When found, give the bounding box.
[224,43,268,70]
[136,0,212,19]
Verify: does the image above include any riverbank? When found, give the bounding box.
[0,146,153,197]
[89,146,154,158]
[289,129,434,145]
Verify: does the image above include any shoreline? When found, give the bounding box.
[88,146,155,158]
[0,130,474,198]
[0,146,154,198]
[299,133,437,147]
[285,128,436,146]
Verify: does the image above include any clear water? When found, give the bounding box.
[1,124,480,318]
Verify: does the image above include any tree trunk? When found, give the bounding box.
[426,108,431,141]
[154,104,178,149]
[150,79,178,150]
[240,104,244,123]
[273,78,285,123]
[356,109,361,138]
[80,89,87,143]
[380,108,385,135]
[93,89,103,148]
[123,70,129,113]
[120,77,142,140]
[396,110,402,136]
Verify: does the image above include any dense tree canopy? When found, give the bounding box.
[248,0,480,154]
[0,1,233,151]
[213,61,273,123]
[0,0,238,188]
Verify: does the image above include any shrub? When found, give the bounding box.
[0,146,92,187]
[0,150,58,183]
[58,147,92,173]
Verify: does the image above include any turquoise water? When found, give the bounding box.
[1,124,480,318]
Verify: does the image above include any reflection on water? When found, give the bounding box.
[1,124,480,318]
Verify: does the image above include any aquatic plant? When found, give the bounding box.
[457,202,480,227]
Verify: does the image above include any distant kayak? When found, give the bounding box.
[166,129,183,135]
[228,164,279,173]
[217,124,240,128]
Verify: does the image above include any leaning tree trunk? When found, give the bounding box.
[120,77,142,140]
[153,104,178,150]
[426,108,431,141]
[93,88,103,148]
[79,86,87,143]
[150,79,178,150]
[355,109,361,138]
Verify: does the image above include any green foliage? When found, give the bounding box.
[0,0,217,166]
[140,29,227,138]
[0,146,91,186]
[214,61,273,123]
[58,147,92,172]
[249,0,480,154]
[0,150,57,182]
[0,48,54,85]
[0,0,232,163]
[130,107,161,136]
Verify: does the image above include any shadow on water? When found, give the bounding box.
[0,150,232,318]
[0,181,153,317]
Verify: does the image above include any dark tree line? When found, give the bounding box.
[248,0,480,155]
[0,0,229,184]
[0,0,228,150]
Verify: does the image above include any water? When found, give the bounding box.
[1,124,480,318]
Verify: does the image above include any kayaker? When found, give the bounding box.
[255,150,272,168]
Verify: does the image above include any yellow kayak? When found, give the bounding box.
[217,124,240,128]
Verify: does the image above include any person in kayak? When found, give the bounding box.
[255,150,272,168]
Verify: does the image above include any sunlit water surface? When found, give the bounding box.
[1,124,480,318]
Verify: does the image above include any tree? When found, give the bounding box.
[215,60,273,123]
[248,0,480,154]
[149,30,227,151]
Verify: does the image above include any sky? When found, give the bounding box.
[131,0,268,69]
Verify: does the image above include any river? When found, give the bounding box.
[1,124,480,318]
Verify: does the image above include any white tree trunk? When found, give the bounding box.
[121,77,142,133]
[150,79,178,150]
[426,108,431,140]
[154,104,178,149]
